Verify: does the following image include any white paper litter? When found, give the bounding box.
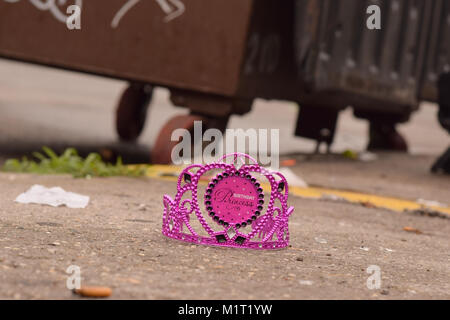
[15,185,89,209]
[265,166,308,188]
[314,237,328,244]
[358,152,378,162]
[416,198,447,208]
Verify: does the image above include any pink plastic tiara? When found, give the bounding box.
[162,153,294,250]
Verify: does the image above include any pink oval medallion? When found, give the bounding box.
[205,172,264,228]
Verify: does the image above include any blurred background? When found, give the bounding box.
[0,58,447,164]
[0,0,449,168]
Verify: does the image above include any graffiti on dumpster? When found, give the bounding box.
[3,0,82,23]
[3,0,185,28]
[111,0,185,28]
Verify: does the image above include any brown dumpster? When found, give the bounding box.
[0,0,301,163]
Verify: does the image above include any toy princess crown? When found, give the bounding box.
[162,153,294,250]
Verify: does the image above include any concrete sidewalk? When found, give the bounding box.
[0,153,449,299]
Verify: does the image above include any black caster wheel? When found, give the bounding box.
[116,82,153,142]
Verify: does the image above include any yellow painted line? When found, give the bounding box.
[290,186,450,216]
[136,164,450,217]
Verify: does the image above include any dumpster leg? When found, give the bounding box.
[151,113,230,164]
[151,90,250,164]
[116,82,153,142]
[431,72,450,174]
[354,110,409,152]
[294,104,339,151]
[367,122,408,152]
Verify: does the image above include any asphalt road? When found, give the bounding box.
[0,167,449,299]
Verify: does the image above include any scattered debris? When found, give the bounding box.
[406,208,450,220]
[342,150,378,162]
[416,198,447,208]
[360,246,370,252]
[15,185,89,209]
[299,280,313,286]
[266,166,308,188]
[320,193,347,203]
[281,159,297,167]
[361,201,376,208]
[36,222,62,227]
[314,237,327,244]
[358,152,378,162]
[342,149,358,160]
[73,286,112,298]
[137,203,148,211]
[403,226,423,235]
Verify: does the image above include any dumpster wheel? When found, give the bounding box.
[116,83,153,142]
[151,114,229,164]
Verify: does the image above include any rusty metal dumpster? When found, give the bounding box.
[293,0,434,149]
[0,0,301,163]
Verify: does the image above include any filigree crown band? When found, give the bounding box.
[162,153,294,250]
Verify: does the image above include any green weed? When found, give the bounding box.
[2,147,145,178]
